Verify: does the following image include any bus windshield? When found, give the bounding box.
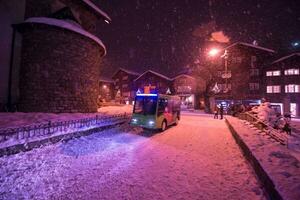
[133,96,158,115]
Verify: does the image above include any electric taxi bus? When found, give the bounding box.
[130,93,181,131]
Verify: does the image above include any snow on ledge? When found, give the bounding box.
[272,53,300,64]
[134,70,172,81]
[81,0,111,22]
[23,17,107,55]
[225,42,275,53]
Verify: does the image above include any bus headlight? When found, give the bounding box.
[148,120,155,126]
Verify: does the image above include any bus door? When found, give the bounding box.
[171,98,180,121]
[165,99,173,124]
[158,98,172,124]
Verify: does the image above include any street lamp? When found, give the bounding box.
[208,48,220,57]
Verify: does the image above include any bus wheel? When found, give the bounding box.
[174,117,179,126]
[161,120,167,132]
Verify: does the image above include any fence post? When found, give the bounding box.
[48,121,51,135]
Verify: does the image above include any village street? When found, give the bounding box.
[0,114,266,200]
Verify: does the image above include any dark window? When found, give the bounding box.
[158,98,168,114]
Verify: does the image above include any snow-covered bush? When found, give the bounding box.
[250,102,276,126]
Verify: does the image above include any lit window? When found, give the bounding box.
[267,85,281,93]
[217,83,231,92]
[285,84,300,93]
[273,85,281,93]
[267,86,272,93]
[284,68,300,75]
[266,70,281,76]
[273,71,281,76]
[266,71,272,76]
[122,76,128,80]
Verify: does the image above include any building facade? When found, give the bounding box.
[172,74,197,109]
[110,68,203,109]
[134,70,173,95]
[263,53,300,117]
[112,68,140,103]
[213,42,275,110]
[99,77,115,103]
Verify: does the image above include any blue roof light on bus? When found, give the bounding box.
[136,94,158,97]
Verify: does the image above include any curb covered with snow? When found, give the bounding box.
[225,116,300,200]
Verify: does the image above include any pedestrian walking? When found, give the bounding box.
[220,104,224,120]
[283,114,292,135]
[213,105,219,119]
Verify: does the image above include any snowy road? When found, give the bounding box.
[0,114,266,200]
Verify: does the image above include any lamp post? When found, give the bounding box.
[208,48,230,92]
[221,50,230,91]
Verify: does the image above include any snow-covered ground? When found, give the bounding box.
[0,105,133,129]
[97,105,133,115]
[291,118,300,133]
[0,115,265,200]
[227,117,300,200]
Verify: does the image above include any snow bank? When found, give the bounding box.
[97,105,133,115]
[226,116,300,200]
[0,105,133,129]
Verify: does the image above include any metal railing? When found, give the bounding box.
[0,113,130,145]
[237,112,288,145]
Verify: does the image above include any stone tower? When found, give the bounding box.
[17,0,111,112]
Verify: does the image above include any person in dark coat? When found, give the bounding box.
[213,105,219,119]
[220,104,224,119]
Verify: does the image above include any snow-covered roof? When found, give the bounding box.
[272,53,300,64]
[81,0,111,22]
[112,68,140,78]
[225,42,275,53]
[99,77,114,83]
[134,70,172,81]
[23,17,106,55]
[172,74,195,80]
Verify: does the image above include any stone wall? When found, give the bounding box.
[18,23,104,112]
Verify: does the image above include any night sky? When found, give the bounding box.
[96,0,300,77]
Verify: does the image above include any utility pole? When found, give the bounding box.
[7,25,16,112]
[221,50,230,92]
